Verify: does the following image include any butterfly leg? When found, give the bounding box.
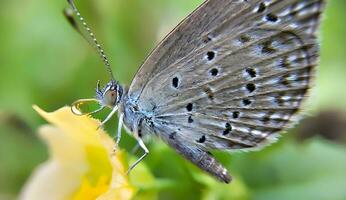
[97,105,118,130]
[113,113,124,152]
[126,137,149,174]
[130,143,140,154]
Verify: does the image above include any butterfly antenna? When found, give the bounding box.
[67,0,115,80]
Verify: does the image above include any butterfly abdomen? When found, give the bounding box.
[163,132,231,183]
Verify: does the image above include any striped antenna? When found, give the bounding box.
[67,0,115,80]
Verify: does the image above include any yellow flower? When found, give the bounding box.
[19,106,136,200]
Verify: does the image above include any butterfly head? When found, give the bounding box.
[96,80,123,108]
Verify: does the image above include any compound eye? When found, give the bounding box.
[103,89,117,106]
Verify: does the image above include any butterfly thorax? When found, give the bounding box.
[120,91,155,139]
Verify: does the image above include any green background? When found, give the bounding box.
[0,0,346,199]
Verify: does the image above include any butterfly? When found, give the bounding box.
[67,0,325,183]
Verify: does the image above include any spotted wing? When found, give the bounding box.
[129,0,324,151]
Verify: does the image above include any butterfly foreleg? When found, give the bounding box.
[97,105,118,130]
[111,113,124,152]
[115,113,124,145]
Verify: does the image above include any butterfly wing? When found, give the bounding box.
[128,0,246,100]
[127,0,325,182]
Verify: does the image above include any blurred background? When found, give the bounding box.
[0,0,345,199]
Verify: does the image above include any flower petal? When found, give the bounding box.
[20,106,135,200]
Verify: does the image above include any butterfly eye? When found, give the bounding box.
[103,89,117,107]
